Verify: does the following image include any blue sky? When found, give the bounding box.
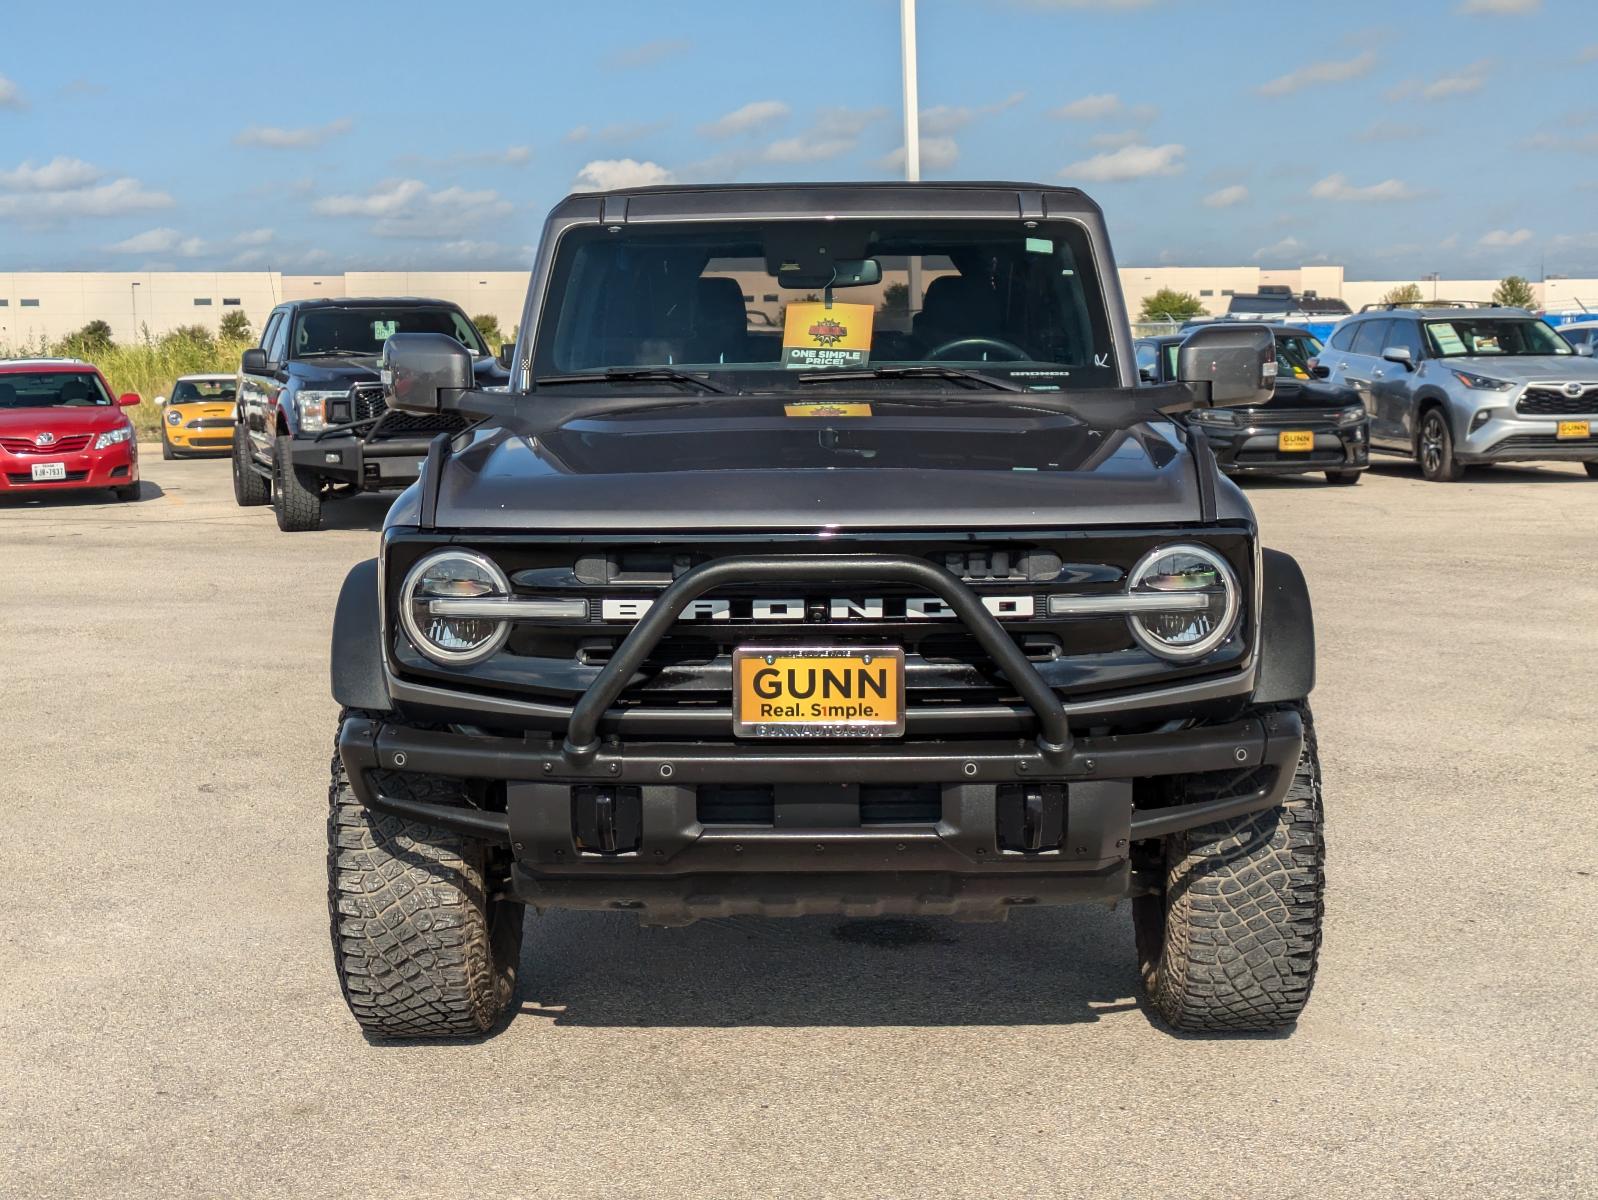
[2,0,1595,278]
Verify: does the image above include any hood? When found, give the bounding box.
[167,401,235,417]
[0,405,130,438]
[419,392,1224,532]
[1440,355,1598,384]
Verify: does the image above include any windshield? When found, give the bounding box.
[171,379,236,403]
[291,307,487,359]
[1423,318,1571,358]
[532,219,1118,390]
[0,371,114,409]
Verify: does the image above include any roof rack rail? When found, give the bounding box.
[1358,299,1498,312]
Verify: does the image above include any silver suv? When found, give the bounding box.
[1318,304,1598,481]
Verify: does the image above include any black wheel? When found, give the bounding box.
[1324,470,1361,486]
[112,483,140,502]
[160,427,175,460]
[1584,462,1598,479]
[232,424,270,506]
[271,433,323,531]
[1417,408,1464,482]
[327,712,524,1039]
[1134,702,1325,1033]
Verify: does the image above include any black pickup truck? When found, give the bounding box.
[326,182,1326,1039]
[231,297,506,531]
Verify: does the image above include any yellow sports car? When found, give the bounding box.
[159,373,237,458]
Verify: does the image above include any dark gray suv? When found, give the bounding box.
[1318,304,1598,481]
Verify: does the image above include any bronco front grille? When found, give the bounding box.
[1517,386,1598,416]
[352,384,468,438]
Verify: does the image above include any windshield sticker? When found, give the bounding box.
[372,320,398,341]
[782,301,874,370]
[784,402,873,418]
[1431,323,1467,355]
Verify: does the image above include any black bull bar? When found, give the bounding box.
[340,554,1304,854]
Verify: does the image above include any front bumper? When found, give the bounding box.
[164,426,232,454]
[290,434,434,490]
[337,708,1304,923]
[1199,411,1369,476]
[0,440,138,492]
[1460,414,1598,464]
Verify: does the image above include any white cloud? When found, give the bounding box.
[1258,52,1376,96]
[1357,119,1426,143]
[1089,128,1145,149]
[605,38,691,69]
[762,106,886,163]
[918,91,1025,136]
[0,74,25,110]
[1253,236,1305,262]
[233,118,352,148]
[565,125,591,143]
[573,158,675,191]
[1061,142,1185,182]
[1310,173,1421,202]
[0,173,173,221]
[1479,228,1533,247]
[1051,92,1121,120]
[108,227,204,256]
[699,100,790,139]
[877,137,959,172]
[312,179,513,237]
[1203,185,1249,208]
[1388,61,1492,101]
[233,227,274,246]
[0,157,101,191]
[1580,44,1598,63]
[1458,0,1538,12]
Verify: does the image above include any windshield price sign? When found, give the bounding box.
[782,302,874,370]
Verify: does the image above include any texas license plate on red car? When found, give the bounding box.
[31,462,67,481]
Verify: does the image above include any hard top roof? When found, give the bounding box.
[0,357,99,372]
[285,296,467,311]
[548,180,1101,223]
[1352,305,1534,320]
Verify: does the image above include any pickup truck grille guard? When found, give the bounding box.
[341,553,1304,897]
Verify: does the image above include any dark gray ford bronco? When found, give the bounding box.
[327,182,1325,1039]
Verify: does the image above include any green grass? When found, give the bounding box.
[2,335,251,440]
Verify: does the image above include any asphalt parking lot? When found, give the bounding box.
[3,456,1596,1199]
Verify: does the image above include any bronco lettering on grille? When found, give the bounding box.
[598,595,1036,622]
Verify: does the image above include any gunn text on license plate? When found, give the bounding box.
[732,647,905,737]
[1278,430,1314,452]
[31,462,67,481]
[1556,420,1591,440]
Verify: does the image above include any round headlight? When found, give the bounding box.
[1126,544,1240,660]
[166,408,183,425]
[399,550,512,665]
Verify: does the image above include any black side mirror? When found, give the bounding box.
[381,333,475,414]
[1382,346,1415,371]
[1138,366,1156,384]
[241,348,269,373]
[1309,362,1331,379]
[497,343,516,371]
[1176,323,1276,407]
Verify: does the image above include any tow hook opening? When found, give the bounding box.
[572,785,642,855]
[996,783,1067,853]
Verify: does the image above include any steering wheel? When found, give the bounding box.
[925,336,1029,362]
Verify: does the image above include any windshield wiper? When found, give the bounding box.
[534,368,729,394]
[796,365,1025,392]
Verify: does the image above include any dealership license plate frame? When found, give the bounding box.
[1278,429,1314,452]
[30,462,67,481]
[732,645,906,738]
[1556,420,1591,441]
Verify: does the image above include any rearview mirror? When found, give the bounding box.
[777,258,882,291]
[1176,323,1276,407]
[1382,346,1415,370]
[381,332,475,414]
[117,393,141,407]
[241,348,269,373]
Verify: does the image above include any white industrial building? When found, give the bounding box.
[3,266,1594,349]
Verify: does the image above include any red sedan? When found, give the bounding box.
[0,359,142,501]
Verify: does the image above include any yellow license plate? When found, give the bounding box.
[1556,420,1591,440]
[1278,430,1314,452]
[733,647,904,737]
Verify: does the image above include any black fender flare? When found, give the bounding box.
[1254,547,1315,704]
[330,558,391,711]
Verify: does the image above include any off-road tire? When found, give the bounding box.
[232,425,270,506]
[272,433,322,531]
[1134,701,1325,1033]
[1584,462,1598,479]
[112,483,140,502]
[327,712,524,1039]
[1417,408,1464,482]
[1324,470,1361,486]
[161,428,176,460]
